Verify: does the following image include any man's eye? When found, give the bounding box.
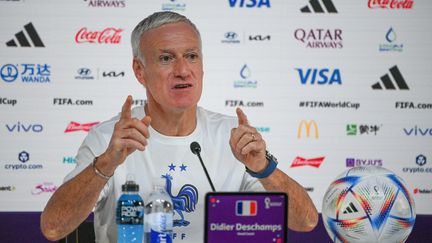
[186,53,199,62]
[159,55,173,64]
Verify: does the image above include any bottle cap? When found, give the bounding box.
[122,174,139,192]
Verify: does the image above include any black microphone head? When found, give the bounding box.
[190,141,201,155]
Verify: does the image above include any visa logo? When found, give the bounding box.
[296,68,342,85]
[6,122,43,132]
[228,0,270,8]
[236,200,257,216]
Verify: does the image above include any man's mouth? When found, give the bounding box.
[173,83,193,89]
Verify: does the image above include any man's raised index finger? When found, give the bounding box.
[236,107,249,126]
[120,95,133,119]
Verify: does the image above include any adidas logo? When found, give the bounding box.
[343,202,359,214]
[372,65,409,90]
[6,22,45,47]
[300,0,338,13]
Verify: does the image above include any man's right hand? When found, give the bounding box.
[100,95,151,173]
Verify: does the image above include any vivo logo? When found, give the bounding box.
[404,126,432,136]
[228,0,270,8]
[6,122,43,133]
[296,68,342,85]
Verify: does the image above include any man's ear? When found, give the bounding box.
[132,58,146,87]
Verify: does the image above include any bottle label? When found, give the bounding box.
[150,229,172,243]
[146,212,173,243]
[119,205,144,224]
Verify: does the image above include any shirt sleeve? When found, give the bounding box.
[63,124,112,206]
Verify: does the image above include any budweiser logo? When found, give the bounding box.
[75,27,123,44]
[368,0,414,9]
[290,156,325,168]
[64,121,99,133]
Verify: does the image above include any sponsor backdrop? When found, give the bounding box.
[1,0,431,241]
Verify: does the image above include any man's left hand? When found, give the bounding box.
[229,107,268,173]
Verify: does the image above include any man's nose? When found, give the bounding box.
[173,58,191,79]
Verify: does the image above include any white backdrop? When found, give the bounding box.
[0,0,431,215]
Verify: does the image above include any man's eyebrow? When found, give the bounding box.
[157,48,200,53]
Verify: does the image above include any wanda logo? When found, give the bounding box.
[75,27,123,44]
[368,0,414,9]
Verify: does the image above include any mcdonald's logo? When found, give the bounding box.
[297,120,319,138]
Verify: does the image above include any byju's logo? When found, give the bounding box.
[6,122,43,133]
[228,0,270,8]
[222,31,240,44]
[1,63,51,83]
[297,120,319,139]
[296,68,342,85]
[84,0,126,8]
[300,0,337,13]
[379,27,403,52]
[234,64,257,88]
[371,65,408,90]
[346,158,383,167]
[6,22,45,47]
[294,29,342,49]
[403,126,432,136]
[347,124,381,136]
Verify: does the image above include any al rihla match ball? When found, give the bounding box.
[322,166,416,243]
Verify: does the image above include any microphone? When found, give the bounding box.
[190,141,215,192]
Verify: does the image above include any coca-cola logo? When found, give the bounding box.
[31,182,57,195]
[75,27,123,44]
[368,0,414,9]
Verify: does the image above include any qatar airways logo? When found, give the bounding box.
[368,0,414,9]
[290,156,325,168]
[64,121,99,133]
[75,27,123,44]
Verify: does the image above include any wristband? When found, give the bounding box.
[246,150,278,179]
[92,156,112,180]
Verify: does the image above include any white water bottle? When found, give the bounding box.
[144,182,173,243]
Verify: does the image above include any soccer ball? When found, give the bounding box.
[322,166,416,243]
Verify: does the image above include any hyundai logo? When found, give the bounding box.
[225,32,238,40]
